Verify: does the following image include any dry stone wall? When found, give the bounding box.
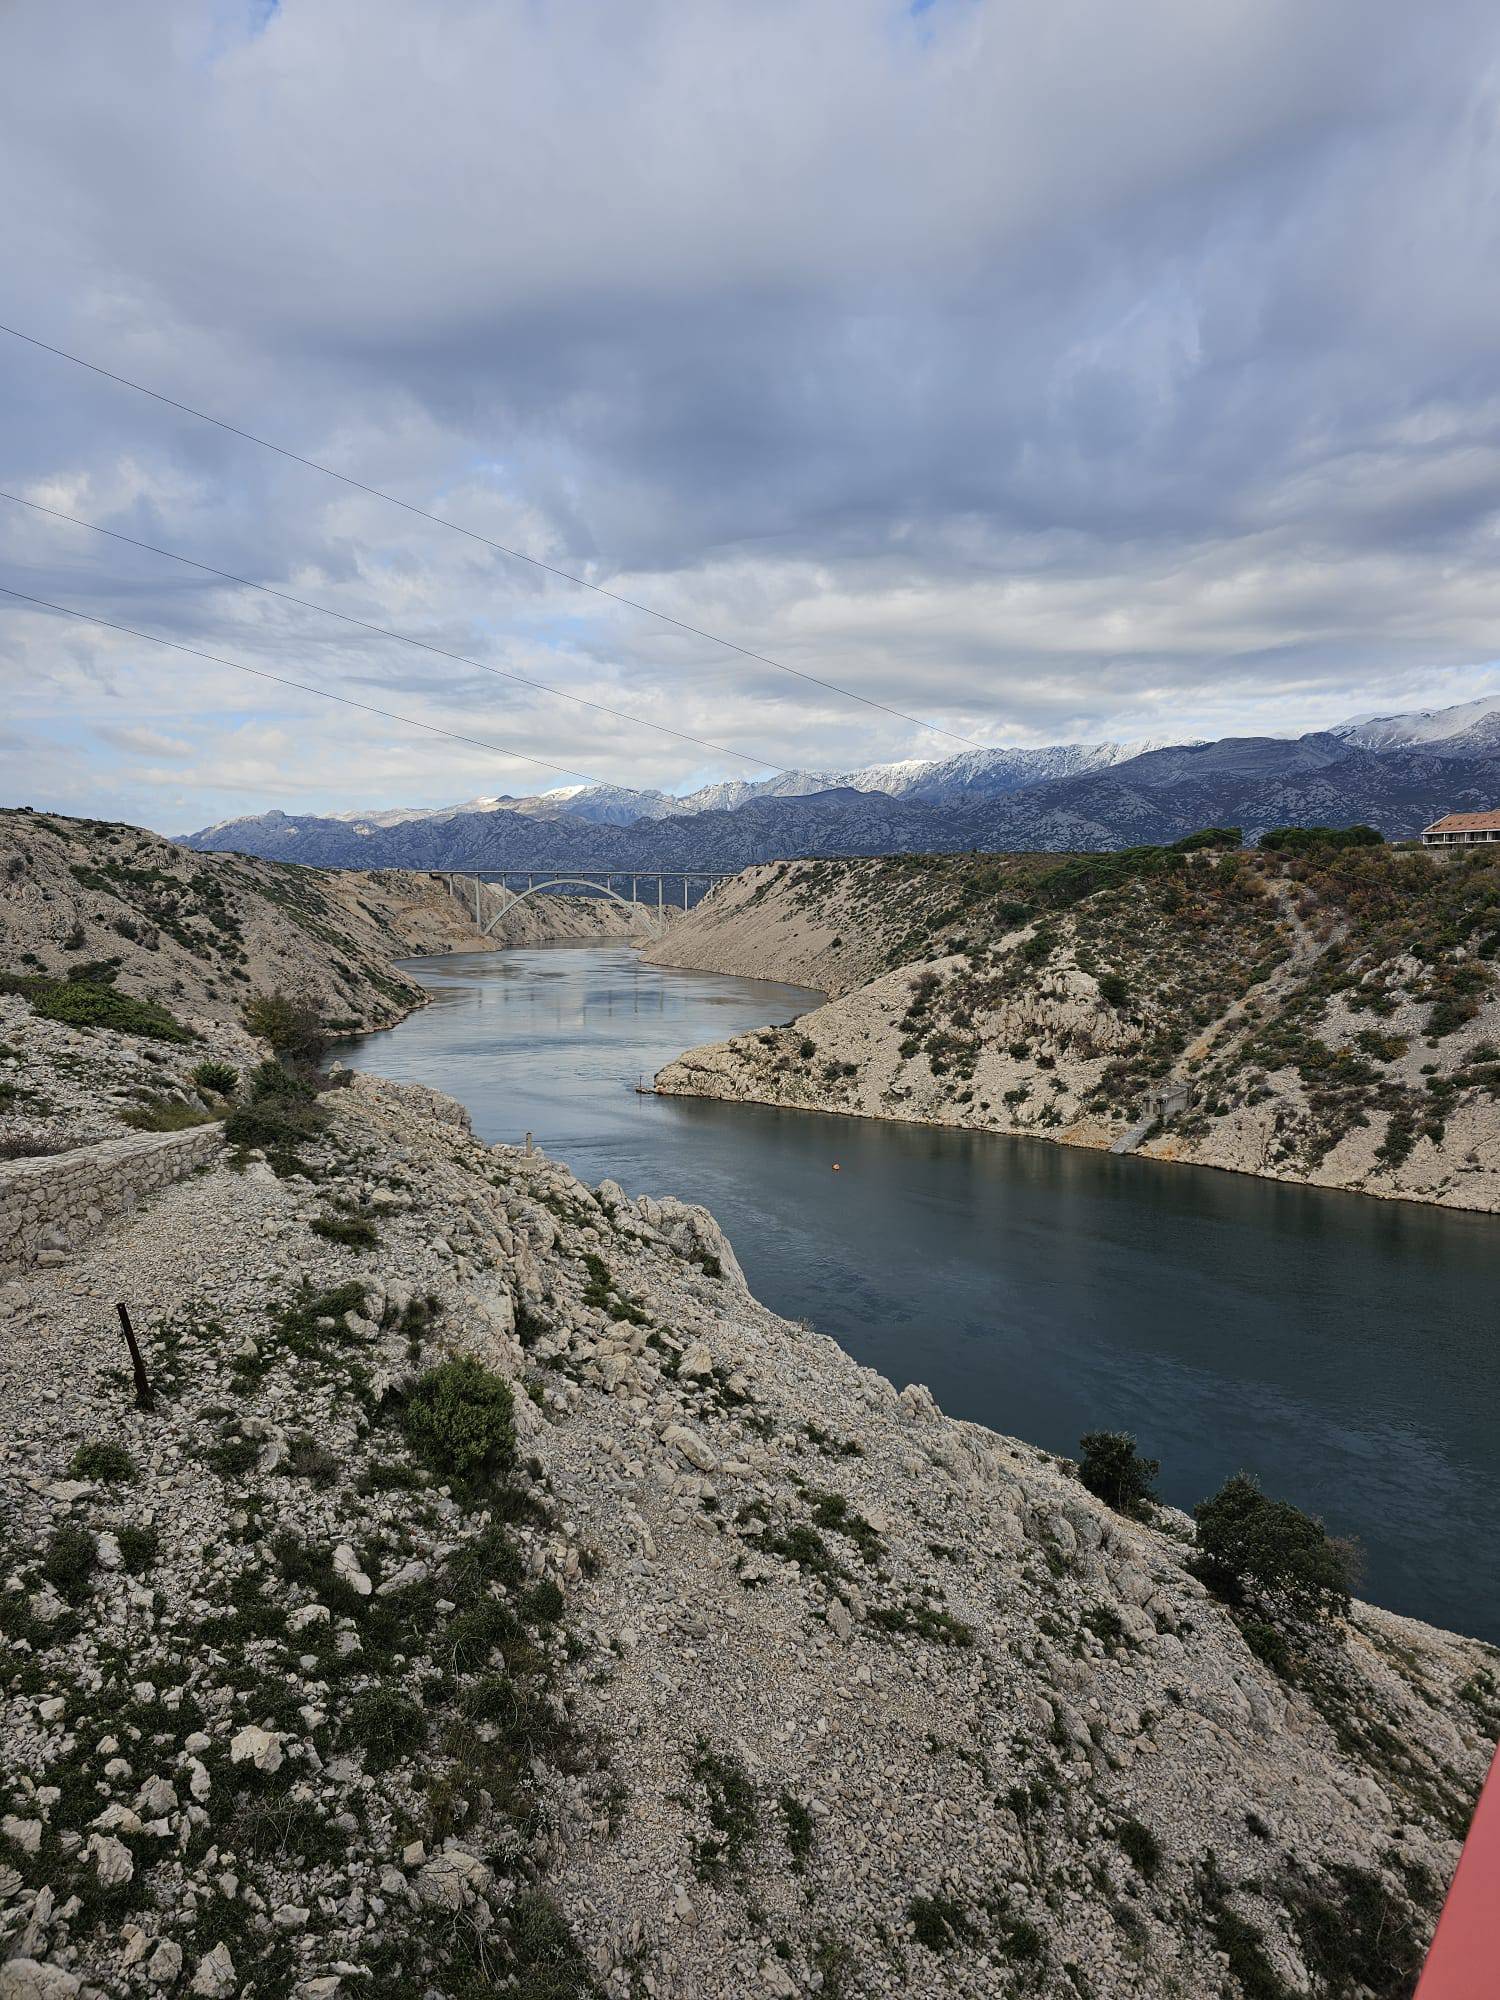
[0,1124,224,1272]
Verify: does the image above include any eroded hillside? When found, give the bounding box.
[0,809,640,1157]
[655,842,1500,1211]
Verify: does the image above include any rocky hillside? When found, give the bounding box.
[0,809,642,1158]
[4,1066,1497,1998]
[654,840,1500,1212]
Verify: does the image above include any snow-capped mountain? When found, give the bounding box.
[1332,693,1500,756]
[267,739,1179,839]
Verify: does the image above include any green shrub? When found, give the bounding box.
[779,1790,815,1870]
[224,1093,326,1168]
[1260,824,1384,854]
[344,1687,428,1770]
[390,1357,517,1492]
[68,1440,137,1484]
[1115,1817,1162,1880]
[244,988,327,1060]
[520,1578,565,1624]
[1192,1473,1356,1621]
[42,1524,98,1602]
[1077,1431,1159,1516]
[1095,971,1130,1008]
[30,979,192,1043]
[285,1434,342,1486]
[310,1212,380,1250]
[1173,826,1243,852]
[908,1894,977,1952]
[192,1059,240,1095]
[116,1524,159,1574]
[249,1058,315,1101]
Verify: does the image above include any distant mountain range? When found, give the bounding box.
[179,695,1500,872]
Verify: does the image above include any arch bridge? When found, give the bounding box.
[440,868,736,938]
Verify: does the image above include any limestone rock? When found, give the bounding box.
[229,1725,283,1773]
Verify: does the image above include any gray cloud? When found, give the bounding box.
[2,0,1499,829]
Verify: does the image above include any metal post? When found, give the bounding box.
[683,874,689,910]
[658,876,664,920]
[473,876,481,924]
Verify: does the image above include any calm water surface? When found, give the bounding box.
[344,945,1500,1642]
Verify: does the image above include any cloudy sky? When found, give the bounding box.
[2,0,1499,831]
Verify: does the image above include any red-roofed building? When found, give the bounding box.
[1421,811,1500,847]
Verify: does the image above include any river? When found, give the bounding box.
[344,943,1500,1643]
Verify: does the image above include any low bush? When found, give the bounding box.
[115,1524,159,1574]
[1173,826,1243,852]
[192,1059,240,1095]
[1260,824,1384,854]
[249,1059,315,1101]
[30,979,193,1043]
[244,988,327,1061]
[1192,1473,1356,1621]
[310,1211,380,1250]
[224,1093,327,1170]
[1115,1817,1163,1880]
[388,1356,517,1493]
[68,1440,137,1484]
[344,1687,428,1770]
[42,1524,99,1602]
[1077,1431,1159,1516]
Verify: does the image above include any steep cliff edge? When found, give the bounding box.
[655,844,1500,1212]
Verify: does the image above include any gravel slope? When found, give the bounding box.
[2,1074,1497,1997]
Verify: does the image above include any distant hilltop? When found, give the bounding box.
[177,693,1500,872]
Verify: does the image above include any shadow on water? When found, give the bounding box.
[342,944,1500,1642]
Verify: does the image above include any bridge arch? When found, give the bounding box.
[478,878,660,938]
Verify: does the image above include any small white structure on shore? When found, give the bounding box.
[1421,810,1500,848]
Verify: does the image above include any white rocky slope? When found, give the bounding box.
[653,855,1500,1214]
[2,1071,1496,1998]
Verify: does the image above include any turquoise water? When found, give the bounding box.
[344,945,1500,1643]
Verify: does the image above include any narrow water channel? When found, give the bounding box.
[343,944,1500,1643]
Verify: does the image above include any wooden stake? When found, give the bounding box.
[115,1303,154,1412]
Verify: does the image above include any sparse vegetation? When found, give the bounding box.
[67,1440,137,1484]
[192,1058,240,1095]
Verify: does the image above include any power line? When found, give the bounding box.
[0,318,993,753]
[0,488,785,775]
[0,581,613,788]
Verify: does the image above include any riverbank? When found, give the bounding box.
[649,849,1500,1213]
[4,1065,1496,1998]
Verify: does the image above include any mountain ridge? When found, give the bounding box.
[178,728,1500,872]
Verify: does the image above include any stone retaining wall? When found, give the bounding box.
[0,1124,224,1273]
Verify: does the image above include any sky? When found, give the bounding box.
[2,0,1500,832]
